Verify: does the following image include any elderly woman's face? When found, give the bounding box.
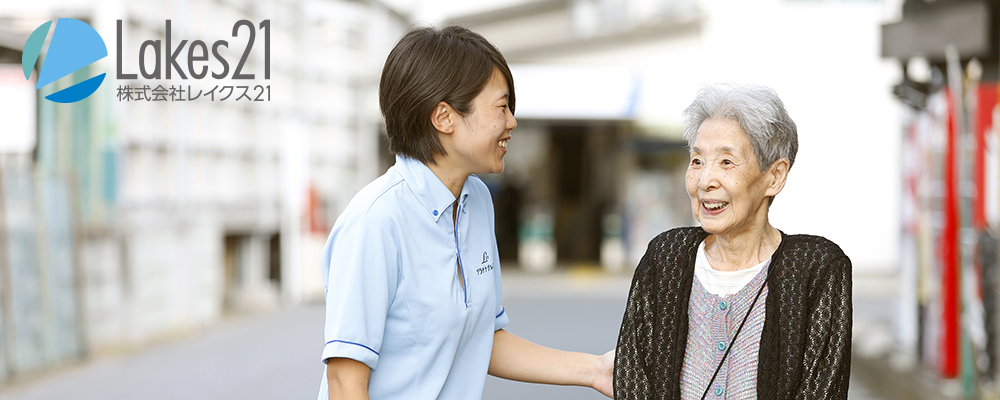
[685,118,773,237]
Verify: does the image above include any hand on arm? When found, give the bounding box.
[488,329,614,398]
[326,357,371,400]
[593,348,615,397]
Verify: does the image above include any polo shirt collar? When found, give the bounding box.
[394,155,472,222]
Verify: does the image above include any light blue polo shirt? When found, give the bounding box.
[317,155,509,400]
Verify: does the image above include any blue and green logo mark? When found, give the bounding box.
[22,18,107,103]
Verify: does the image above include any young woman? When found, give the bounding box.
[318,25,613,400]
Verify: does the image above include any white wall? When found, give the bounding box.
[698,0,902,274]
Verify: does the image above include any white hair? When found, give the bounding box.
[682,83,798,172]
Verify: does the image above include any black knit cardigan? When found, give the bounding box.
[614,227,852,399]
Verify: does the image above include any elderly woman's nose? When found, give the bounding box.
[698,164,719,190]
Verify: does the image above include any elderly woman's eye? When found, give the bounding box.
[690,158,702,166]
[722,159,734,165]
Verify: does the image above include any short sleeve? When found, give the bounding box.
[489,219,510,331]
[493,247,508,331]
[320,213,398,370]
[486,188,509,331]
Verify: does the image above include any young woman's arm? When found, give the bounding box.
[488,329,613,397]
[326,357,371,400]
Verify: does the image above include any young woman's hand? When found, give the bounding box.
[591,349,615,398]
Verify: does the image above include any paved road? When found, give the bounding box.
[0,305,326,400]
[0,271,887,399]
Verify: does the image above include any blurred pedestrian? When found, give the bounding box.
[318,25,613,400]
[614,83,852,399]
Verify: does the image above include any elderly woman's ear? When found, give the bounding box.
[764,157,791,199]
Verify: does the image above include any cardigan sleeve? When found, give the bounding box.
[796,252,853,399]
[614,244,656,399]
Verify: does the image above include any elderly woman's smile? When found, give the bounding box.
[702,201,727,213]
[685,117,774,238]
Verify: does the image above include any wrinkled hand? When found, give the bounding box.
[591,349,614,398]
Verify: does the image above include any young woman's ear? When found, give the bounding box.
[431,101,457,134]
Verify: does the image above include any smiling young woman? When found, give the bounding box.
[426,67,516,194]
[318,25,612,400]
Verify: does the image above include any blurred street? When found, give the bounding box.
[3,0,999,398]
[0,270,895,400]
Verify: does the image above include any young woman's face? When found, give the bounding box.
[685,118,773,237]
[449,68,516,175]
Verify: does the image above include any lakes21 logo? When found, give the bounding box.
[22,18,108,104]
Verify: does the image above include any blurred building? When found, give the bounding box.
[445,0,901,274]
[0,0,406,381]
[882,0,1000,397]
[0,0,926,390]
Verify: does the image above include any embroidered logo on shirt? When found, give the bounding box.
[477,264,493,275]
[477,252,493,275]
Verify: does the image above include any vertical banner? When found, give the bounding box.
[942,87,960,378]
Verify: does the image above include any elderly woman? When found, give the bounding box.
[614,84,852,399]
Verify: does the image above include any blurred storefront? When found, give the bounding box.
[447,0,899,276]
[882,0,1000,397]
[446,0,705,272]
[0,0,407,382]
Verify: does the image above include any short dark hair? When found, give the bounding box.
[379,25,516,164]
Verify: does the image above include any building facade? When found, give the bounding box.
[0,0,407,380]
